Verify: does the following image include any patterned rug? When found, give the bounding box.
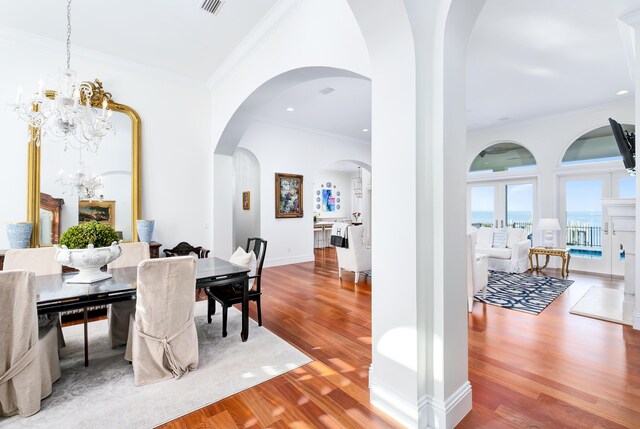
[474,270,574,315]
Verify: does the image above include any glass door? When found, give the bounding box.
[559,175,610,274]
[468,180,535,235]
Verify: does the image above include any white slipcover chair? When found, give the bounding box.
[335,225,371,284]
[3,247,65,348]
[0,270,61,417]
[124,257,198,386]
[106,242,150,347]
[467,229,489,312]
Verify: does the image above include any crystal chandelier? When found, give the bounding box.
[8,0,113,152]
[56,152,103,200]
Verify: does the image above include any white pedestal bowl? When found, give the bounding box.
[55,242,122,284]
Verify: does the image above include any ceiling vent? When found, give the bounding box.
[201,0,225,15]
[319,87,335,95]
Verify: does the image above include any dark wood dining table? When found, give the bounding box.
[35,257,251,366]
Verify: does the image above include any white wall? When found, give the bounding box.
[313,170,352,219]
[0,29,211,250]
[233,148,261,249]
[236,121,370,266]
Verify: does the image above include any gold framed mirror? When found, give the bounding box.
[26,80,141,247]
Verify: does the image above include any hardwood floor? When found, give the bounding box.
[160,251,640,429]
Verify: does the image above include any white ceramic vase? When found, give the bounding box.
[6,222,33,248]
[55,241,122,284]
[136,220,155,243]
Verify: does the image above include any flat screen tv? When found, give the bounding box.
[609,117,635,174]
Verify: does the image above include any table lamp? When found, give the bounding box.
[537,218,561,248]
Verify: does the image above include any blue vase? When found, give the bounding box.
[6,222,33,248]
[137,220,155,243]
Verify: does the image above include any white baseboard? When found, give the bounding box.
[370,370,472,429]
[263,254,315,268]
[634,311,640,330]
[422,382,472,429]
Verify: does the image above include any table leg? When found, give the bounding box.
[566,253,571,275]
[241,277,248,342]
[529,252,534,272]
[542,255,550,269]
[83,308,89,367]
[561,256,566,278]
[535,254,539,271]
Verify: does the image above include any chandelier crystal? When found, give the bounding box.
[56,155,103,200]
[7,0,113,152]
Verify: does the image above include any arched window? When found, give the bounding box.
[469,142,536,173]
[561,124,635,165]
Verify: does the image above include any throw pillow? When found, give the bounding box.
[492,228,508,248]
[229,247,257,289]
[477,227,494,248]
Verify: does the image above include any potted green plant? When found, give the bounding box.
[55,221,122,284]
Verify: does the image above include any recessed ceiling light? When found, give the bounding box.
[362,128,369,132]
[285,107,294,112]
[616,90,629,96]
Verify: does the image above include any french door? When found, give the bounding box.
[559,172,636,275]
[468,179,536,237]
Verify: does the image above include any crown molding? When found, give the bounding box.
[206,0,306,90]
[0,25,207,89]
[251,116,371,146]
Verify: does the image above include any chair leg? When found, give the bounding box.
[222,304,228,338]
[338,267,343,279]
[207,297,212,324]
[211,298,216,315]
[354,272,360,284]
[468,296,473,313]
[257,297,263,326]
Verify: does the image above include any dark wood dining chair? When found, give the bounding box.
[205,238,267,337]
[163,242,210,259]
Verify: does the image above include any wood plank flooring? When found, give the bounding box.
[158,250,640,429]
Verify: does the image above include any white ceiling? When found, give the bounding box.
[3,0,637,139]
[467,0,640,131]
[0,0,279,80]
[255,76,371,143]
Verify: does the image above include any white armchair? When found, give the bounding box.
[467,230,488,312]
[336,225,371,284]
[475,227,531,273]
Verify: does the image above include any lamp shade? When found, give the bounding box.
[537,218,561,231]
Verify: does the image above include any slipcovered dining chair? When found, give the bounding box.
[124,257,198,386]
[205,238,267,337]
[106,242,150,347]
[3,247,65,348]
[0,270,61,417]
[335,225,371,284]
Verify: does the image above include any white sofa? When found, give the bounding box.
[474,226,531,274]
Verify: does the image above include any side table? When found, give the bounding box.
[528,247,571,278]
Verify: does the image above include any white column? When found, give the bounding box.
[619,11,640,328]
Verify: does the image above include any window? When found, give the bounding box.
[561,124,635,166]
[469,143,536,173]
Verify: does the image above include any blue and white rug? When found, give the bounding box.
[474,270,574,315]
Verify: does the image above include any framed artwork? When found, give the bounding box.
[322,189,335,212]
[275,173,303,218]
[242,191,250,210]
[78,200,116,228]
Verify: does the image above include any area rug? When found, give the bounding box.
[0,302,311,429]
[570,286,633,326]
[474,270,574,315]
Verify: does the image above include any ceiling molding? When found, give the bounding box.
[468,99,635,136]
[0,25,207,89]
[251,116,371,146]
[206,0,306,90]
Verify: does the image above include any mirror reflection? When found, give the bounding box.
[39,112,132,245]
